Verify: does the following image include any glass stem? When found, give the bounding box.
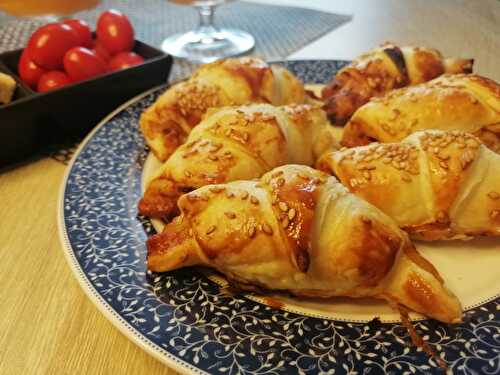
[195,5,218,35]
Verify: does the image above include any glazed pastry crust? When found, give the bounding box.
[322,43,473,125]
[147,165,461,323]
[140,57,306,161]
[341,74,500,152]
[317,130,500,240]
[139,104,338,219]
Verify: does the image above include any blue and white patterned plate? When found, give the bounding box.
[59,60,500,375]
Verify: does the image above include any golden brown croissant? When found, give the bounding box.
[317,130,500,241]
[147,165,461,323]
[140,57,307,161]
[139,104,338,219]
[341,74,500,151]
[322,43,473,125]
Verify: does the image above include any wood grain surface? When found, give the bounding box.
[1,1,499,374]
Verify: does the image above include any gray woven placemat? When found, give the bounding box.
[0,1,349,163]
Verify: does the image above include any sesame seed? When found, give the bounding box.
[277,177,285,187]
[437,211,447,223]
[490,210,499,220]
[281,217,290,228]
[241,191,249,200]
[470,97,478,104]
[288,208,296,220]
[363,171,371,180]
[184,170,192,177]
[402,174,412,183]
[247,226,256,238]
[262,223,273,235]
[208,154,218,161]
[278,202,289,212]
[250,196,259,205]
[224,212,236,219]
[209,186,225,193]
[188,228,193,236]
[439,161,449,170]
[488,192,499,200]
[361,216,371,224]
[437,153,450,161]
[298,173,309,179]
[199,194,209,201]
[226,191,235,198]
[206,225,216,235]
[187,194,198,202]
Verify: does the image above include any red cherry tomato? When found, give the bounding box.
[18,49,47,89]
[96,10,134,55]
[26,23,79,70]
[62,19,93,48]
[37,71,72,93]
[108,52,144,72]
[63,47,108,82]
[92,39,112,62]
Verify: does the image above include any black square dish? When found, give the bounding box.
[0,39,172,169]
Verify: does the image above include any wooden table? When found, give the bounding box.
[1,1,499,374]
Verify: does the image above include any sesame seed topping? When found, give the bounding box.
[363,171,371,180]
[402,174,412,183]
[272,170,284,178]
[278,202,289,212]
[288,208,296,220]
[439,161,449,170]
[298,173,310,179]
[187,194,198,202]
[488,192,499,200]
[224,212,236,219]
[241,191,249,200]
[277,177,285,187]
[199,194,209,201]
[208,154,219,161]
[281,217,290,228]
[206,225,216,235]
[361,216,371,224]
[226,191,235,198]
[209,186,225,193]
[490,210,499,220]
[188,228,193,237]
[184,171,192,177]
[436,211,447,223]
[250,196,259,205]
[262,223,273,235]
[247,225,256,238]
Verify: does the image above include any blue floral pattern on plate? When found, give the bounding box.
[60,60,500,374]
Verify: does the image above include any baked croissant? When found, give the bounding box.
[322,43,473,125]
[140,57,307,161]
[341,74,500,152]
[317,130,500,241]
[139,104,338,219]
[147,165,462,323]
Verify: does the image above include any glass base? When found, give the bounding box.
[161,28,255,64]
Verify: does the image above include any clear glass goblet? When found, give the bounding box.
[162,0,255,64]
